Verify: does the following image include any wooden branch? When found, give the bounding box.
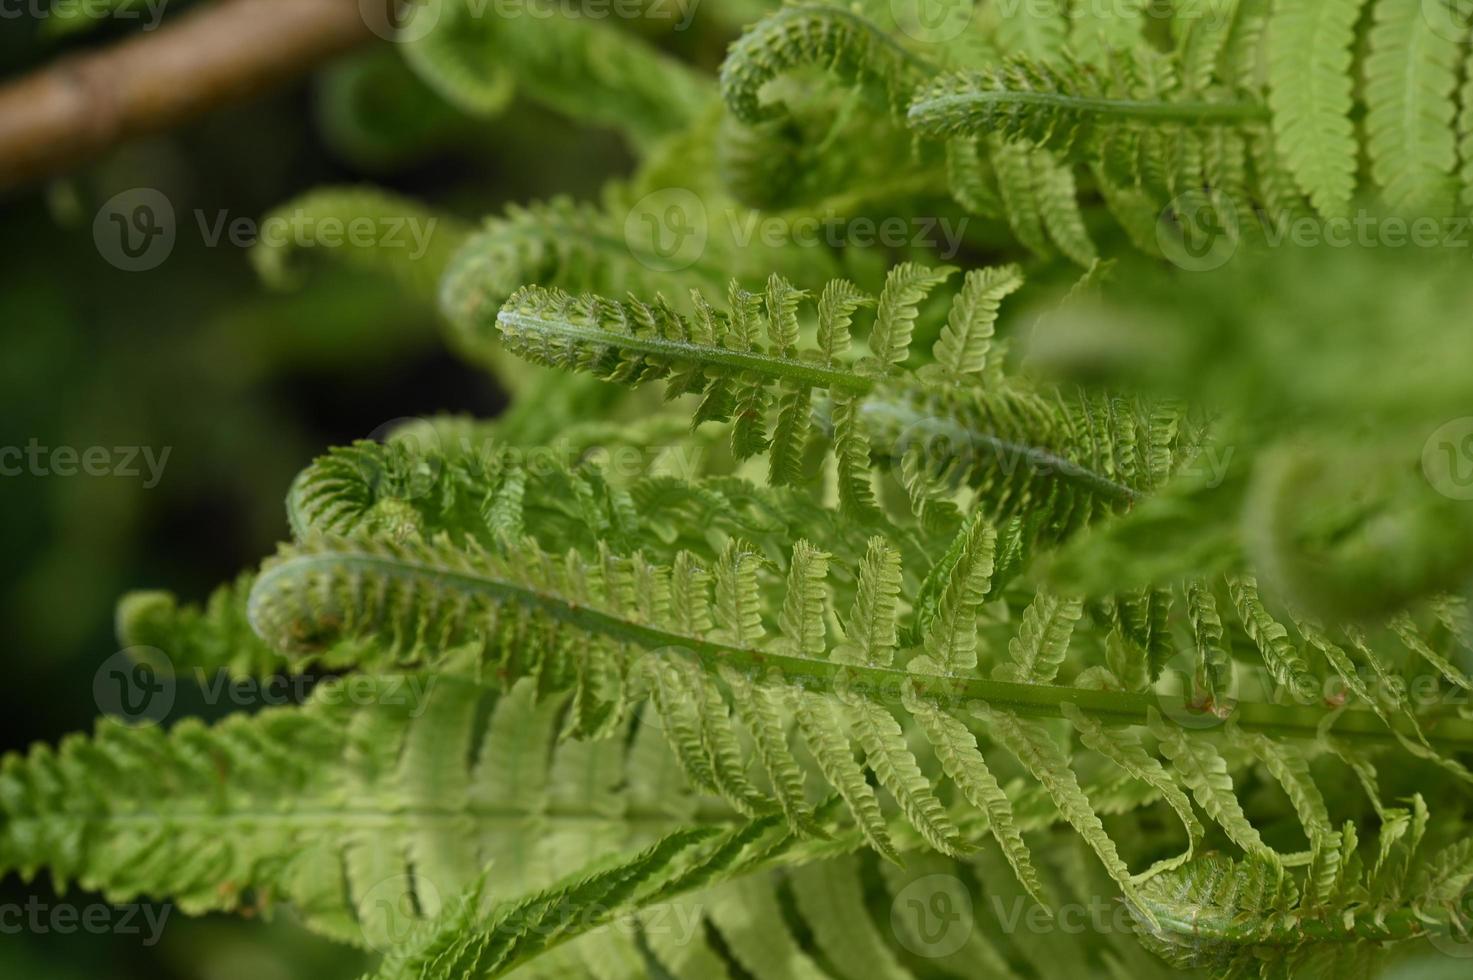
[0,0,391,191]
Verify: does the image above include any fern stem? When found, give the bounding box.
[496,304,876,393]
[253,548,1473,751]
[908,89,1269,128]
[857,394,1140,504]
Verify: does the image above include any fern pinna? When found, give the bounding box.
[10,2,1473,979]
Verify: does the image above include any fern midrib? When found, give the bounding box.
[256,550,1473,750]
[497,306,876,392]
[908,89,1270,125]
[857,395,1140,504]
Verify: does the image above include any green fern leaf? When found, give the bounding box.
[866,262,957,370]
[1363,0,1461,213]
[1150,712,1271,858]
[931,264,1023,377]
[905,686,1047,903]
[1266,0,1367,215]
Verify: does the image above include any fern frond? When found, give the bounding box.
[909,514,995,676]
[1363,0,1461,213]
[0,675,736,952]
[929,263,1022,377]
[721,3,930,124]
[867,262,957,370]
[834,536,903,668]
[1150,711,1272,858]
[240,524,1473,954]
[402,0,712,150]
[250,187,471,302]
[978,704,1152,921]
[905,686,1048,902]
[907,53,1265,160]
[439,197,725,371]
[496,273,1190,537]
[1266,0,1366,215]
[994,591,1084,684]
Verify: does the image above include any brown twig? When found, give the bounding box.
[0,0,389,191]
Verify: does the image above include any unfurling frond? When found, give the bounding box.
[493,269,1191,535]
[251,187,470,301]
[402,0,712,149]
[721,3,930,124]
[908,53,1265,151]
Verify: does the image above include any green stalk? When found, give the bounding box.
[253,549,1473,751]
